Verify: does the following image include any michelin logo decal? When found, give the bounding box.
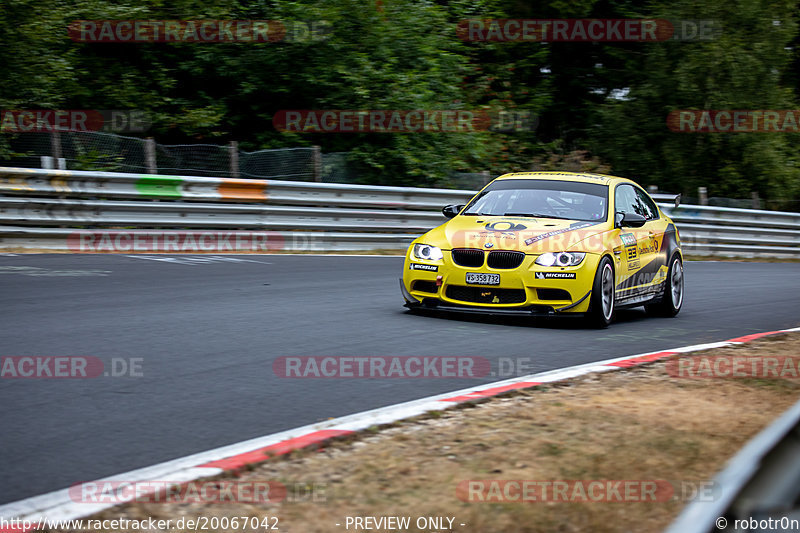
[535,272,576,279]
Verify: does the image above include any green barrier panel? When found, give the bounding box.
[135,175,183,197]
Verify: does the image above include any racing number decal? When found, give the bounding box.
[620,232,639,269]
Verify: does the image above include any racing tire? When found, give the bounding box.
[645,254,684,317]
[586,256,615,328]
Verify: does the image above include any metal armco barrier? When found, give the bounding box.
[1,166,799,255]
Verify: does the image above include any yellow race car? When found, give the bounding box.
[400,172,683,327]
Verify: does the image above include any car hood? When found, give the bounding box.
[427,215,610,253]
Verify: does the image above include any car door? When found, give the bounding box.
[613,184,659,301]
[632,186,669,294]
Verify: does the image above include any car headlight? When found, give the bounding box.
[412,244,444,261]
[535,252,586,267]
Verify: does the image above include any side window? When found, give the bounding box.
[614,185,638,215]
[634,188,659,220]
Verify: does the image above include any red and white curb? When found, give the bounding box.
[2,326,799,531]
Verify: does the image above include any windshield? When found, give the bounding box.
[461,179,609,222]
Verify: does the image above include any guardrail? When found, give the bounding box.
[1,166,799,256]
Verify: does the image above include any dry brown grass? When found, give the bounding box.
[55,333,800,533]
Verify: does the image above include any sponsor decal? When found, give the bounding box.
[616,264,667,291]
[485,221,527,232]
[620,233,636,247]
[528,172,608,180]
[535,272,576,279]
[409,263,438,272]
[523,221,599,246]
[476,230,518,240]
[628,260,640,270]
[639,242,658,254]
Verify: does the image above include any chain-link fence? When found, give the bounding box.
[241,147,316,180]
[1,131,148,172]
[0,130,488,186]
[154,143,230,177]
[1,130,797,210]
[0,130,319,180]
[319,152,353,183]
[3,131,147,172]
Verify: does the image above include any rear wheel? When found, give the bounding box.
[586,256,615,328]
[645,254,683,317]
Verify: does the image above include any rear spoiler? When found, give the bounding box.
[651,193,681,208]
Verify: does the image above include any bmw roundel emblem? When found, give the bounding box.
[484,242,494,248]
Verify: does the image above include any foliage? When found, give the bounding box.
[0,0,798,200]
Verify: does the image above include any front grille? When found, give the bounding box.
[487,251,525,269]
[445,285,527,304]
[451,249,484,267]
[537,288,571,301]
[412,280,438,293]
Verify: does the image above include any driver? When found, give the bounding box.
[583,195,606,219]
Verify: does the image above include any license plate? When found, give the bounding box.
[466,273,500,285]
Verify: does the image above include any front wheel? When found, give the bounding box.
[586,256,615,328]
[645,254,684,317]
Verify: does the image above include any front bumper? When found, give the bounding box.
[401,250,599,315]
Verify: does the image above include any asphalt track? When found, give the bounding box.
[1,254,799,505]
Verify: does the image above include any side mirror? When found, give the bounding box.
[442,204,464,219]
[618,212,647,228]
